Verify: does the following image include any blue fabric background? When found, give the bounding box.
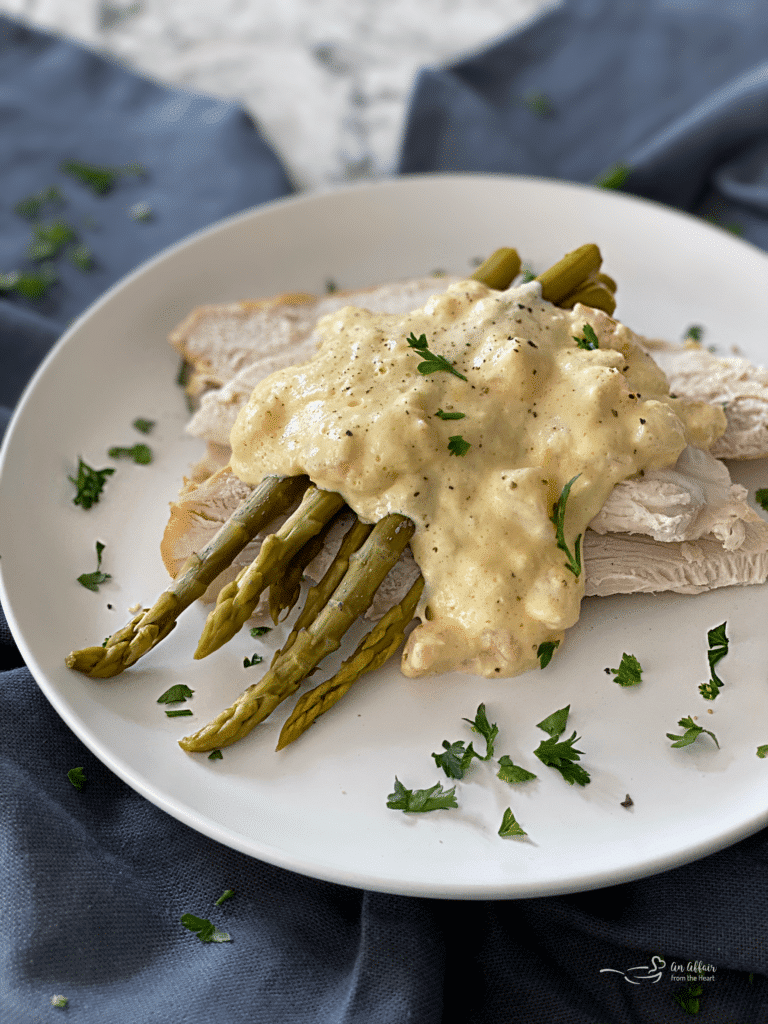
[3,2,768,1021]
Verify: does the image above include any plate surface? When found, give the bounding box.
[3,174,768,899]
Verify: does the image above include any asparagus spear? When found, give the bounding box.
[179,513,415,751]
[66,474,308,678]
[194,486,345,659]
[266,510,344,625]
[536,243,603,305]
[276,574,424,749]
[470,247,521,289]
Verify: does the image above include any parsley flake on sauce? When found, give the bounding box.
[667,715,719,749]
[77,540,111,592]
[498,807,528,837]
[447,434,471,457]
[69,458,115,509]
[573,323,599,350]
[550,475,582,577]
[180,913,232,943]
[435,408,465,420]
[537,639,560,668]
[608,652,643,686]
[386,777,458,812]
[406,331,467,381]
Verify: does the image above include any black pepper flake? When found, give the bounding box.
[639,418,646,424]
[345,430,353,436]
[621,794,634,809]
[611,409,619,418]
[527,340,538,348]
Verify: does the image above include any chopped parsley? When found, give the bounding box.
[15,185,64,220]
[27,220,77,262]
[77,540,111,592]
[180,913,232,943]
[0,265,57,299]
[435,408,465,420]
[594,163,631,189]
[672,981,704,1015]
[215,889,235,905]
[699,622,728,700]
[537,639,560,668]
[519,264,537,283]
[165,709,194,718]
[521,91,556,118]
[132,417,155,434]
[250,626,272,637]
[61,159,146,194]
[69,457,115,508]
[683,324,704,342]
[157,684,194,704]
[386,777,458,812]
[608,652,643,686]
[67,766,87,790]
[447,434,471,457]
[406,331,467,381]
[108,442,153,464]
[757,745,768,759]
[243,653,264,667]
[667,715,719,749]
[755,488,768,512]
[573,323,599,350]
[50,995,69,1008]
[496,755,537,784]
[462,703,498,760]
[498,807,528,837]
[68,242,95,272]
[534,705,590,786]
[432,739,478,779]
[550,476,582,577]
[208,749,223,760]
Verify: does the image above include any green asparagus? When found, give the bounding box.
[66,474,308,677]
[179,514,415,751]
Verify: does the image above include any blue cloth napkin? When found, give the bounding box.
[3,3,768,1022]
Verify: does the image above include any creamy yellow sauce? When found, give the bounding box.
[230,279,725,678]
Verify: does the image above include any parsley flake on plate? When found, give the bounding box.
[108,442,153,464]
[431,739,478,780]
[757,745,768,759]
[180,913,231,943]
[755,487,768,512]
[132,417,155,434]
[250,626,272,637]
[608,652,643,686]
[386,777,458,813]
[699,622,728,700]
[77,540,111,592]
[157,684,194,704]
[69,457,114,509]
[208,749,223,760]
[462,703,498,760]
[498,807,528,837]
[243,653,264,667]
[165,709,193,718]
[667,715,719,749]
[533,705,591,786]
[496,755,537,784]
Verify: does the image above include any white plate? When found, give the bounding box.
[3,174,768,899]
